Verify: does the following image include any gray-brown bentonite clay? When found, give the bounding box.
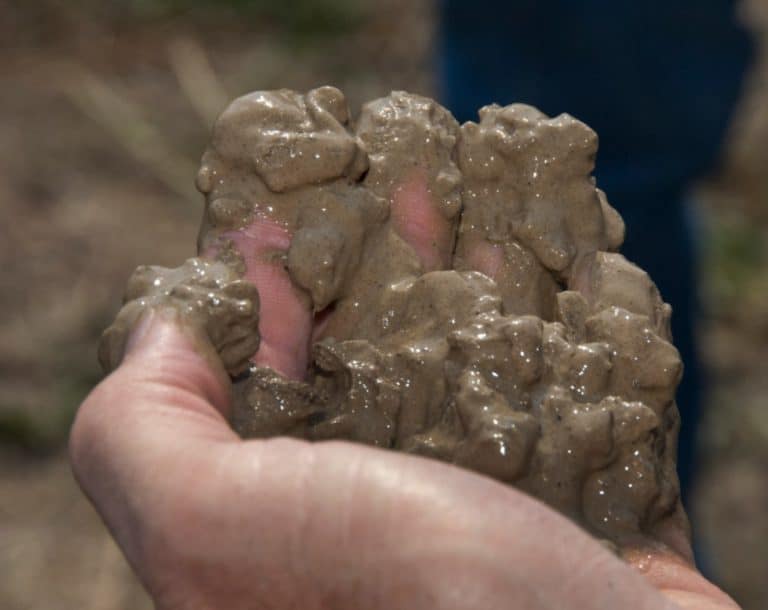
[99,257,260,375]
[101,86,684,547]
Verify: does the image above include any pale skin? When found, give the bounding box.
[70,174,740,610]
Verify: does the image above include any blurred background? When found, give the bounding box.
[0,1,766,608]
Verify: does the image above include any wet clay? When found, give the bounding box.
[100,87,683,546]
[99,258,260,375]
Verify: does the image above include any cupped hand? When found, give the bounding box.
[71,176,739,610]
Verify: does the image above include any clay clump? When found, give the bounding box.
[99,258,260,375]
[100,87,684,547]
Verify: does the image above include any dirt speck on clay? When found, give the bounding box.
[101,86,684,548]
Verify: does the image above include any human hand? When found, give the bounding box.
[71,174,739,610]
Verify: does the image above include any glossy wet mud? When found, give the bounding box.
[101,87,683,545]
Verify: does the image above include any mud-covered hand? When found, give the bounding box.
[72,184,739,610]
[70,312,738,610]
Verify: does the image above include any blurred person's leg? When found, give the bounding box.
[438,0,752,510]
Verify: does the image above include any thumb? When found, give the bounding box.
[72,308,237,451]
[115,307,233,420]
[69,311,239,564]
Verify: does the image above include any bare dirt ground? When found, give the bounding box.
[0,1,766,608]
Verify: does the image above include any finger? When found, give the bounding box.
[356,93,461,275]
[453,224,561,319]
[618,503,737,608]
[205,217,312,380]
[70,312,238,575]
[391,168,455,271]
[622,548,739,609]
[454,235,505,279]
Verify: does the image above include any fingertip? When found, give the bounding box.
[120,310,232,415]
[660,589,740,610]
[622,543,738,609]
